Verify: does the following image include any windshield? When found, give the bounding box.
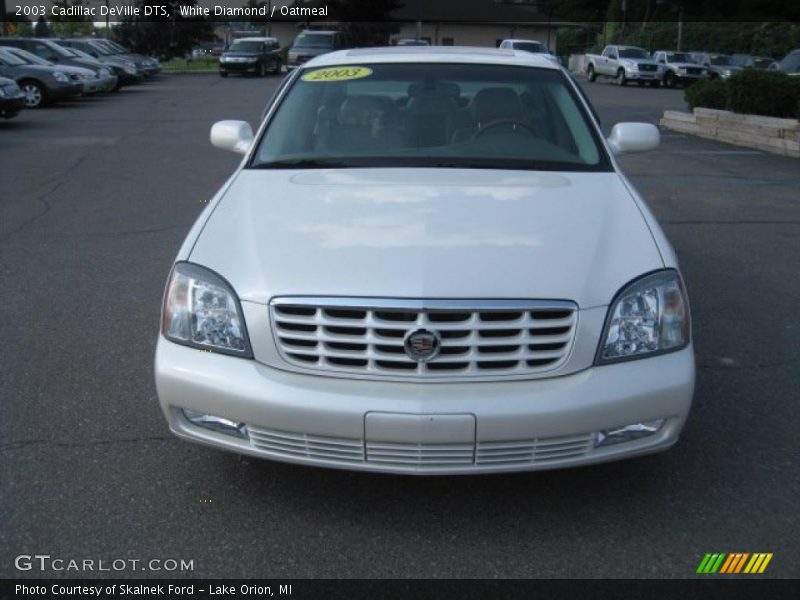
[618,48,649,59]
[514,42,548,54]
[87,42,114,56]
[70,48,94,60]
[666,53,693,63]
[228,41,263,53]
[7,48,51,66]
[293,33,335,49]
[709,55,732,66]
[0,49,26,66]
[251,63,608,172]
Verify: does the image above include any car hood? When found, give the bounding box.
[73,57,104,70]
[189,169,664,308]
[7,64,60,77]
[290,47,332,56]
[222,52,259,58]
[619,58,658,65]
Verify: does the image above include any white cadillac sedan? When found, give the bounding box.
[156,47,694,474]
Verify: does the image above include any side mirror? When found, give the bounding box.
[607,123,660,155]
[210,120,254,154]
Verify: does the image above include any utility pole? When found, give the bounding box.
[677,7,683,51]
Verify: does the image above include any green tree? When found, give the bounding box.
[34,15,50,38]
[49,0,94,38]
[114,1,215,60]
[329,0,401,47]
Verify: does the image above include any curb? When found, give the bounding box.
[660,108,800,158]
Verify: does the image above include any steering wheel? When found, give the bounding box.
[473,119,536,139]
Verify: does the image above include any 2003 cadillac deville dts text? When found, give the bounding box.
[155,47,694,474]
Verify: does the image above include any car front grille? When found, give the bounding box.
[247,425,596,469]
[638,63,658,71]
[270,297,578,380]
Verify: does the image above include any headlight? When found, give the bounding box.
[161,262,252,357]
[53,71,70,82]
[596,270,690,364]
[247,57,258,62]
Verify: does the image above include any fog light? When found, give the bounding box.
[183,409,248,439]
[595,419,665,448]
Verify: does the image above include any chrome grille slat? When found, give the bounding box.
[271,297,578,379]
[248,425,596,468]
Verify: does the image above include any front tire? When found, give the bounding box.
[219,71,228,78]
[257,62,266,77]
[664,71,677,88]
[616,69,627,86]
[587,64,596,82]
[20,80,46,108]
[272,58,281,74]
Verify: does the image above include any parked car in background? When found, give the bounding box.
[396,39,430,46]
[0,46,116,94]
[688,52,742,80]
[0,75,25,119]
[0,37,110,77]
[287,30,346,69]
[0,48,83,108]
[771,49,800,75]
[219,37,282,78]
[652,51,707,88]
[499,39,558,65]
[56,39,141,87]
[730,54,775,70]
[585,45,662,87]
[93,39,161,77]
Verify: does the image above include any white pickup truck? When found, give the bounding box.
[585,45,662,87]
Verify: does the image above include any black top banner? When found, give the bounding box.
[2,0,800,23]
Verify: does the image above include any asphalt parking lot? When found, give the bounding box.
[1,73,798,579]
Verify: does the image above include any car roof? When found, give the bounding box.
[299,30,338,35]
[233,37,278,42]
[503,39,545,44]
[304,46,560,69]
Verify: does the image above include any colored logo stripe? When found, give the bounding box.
[697,553,773,574]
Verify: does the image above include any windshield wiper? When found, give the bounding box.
[251,159,351,169]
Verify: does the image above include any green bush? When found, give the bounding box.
[684,70,800,119]
[726,69,800,119]
[685,79,729,111]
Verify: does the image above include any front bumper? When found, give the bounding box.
[51,81,84,101]
[220,61,260,74]
[81,78,103,94]
[624,70,660,80]
[156,340,695,475]
[674,72,706,82]
[0,94,26,117]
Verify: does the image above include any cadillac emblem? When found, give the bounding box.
[403,329,441,362]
